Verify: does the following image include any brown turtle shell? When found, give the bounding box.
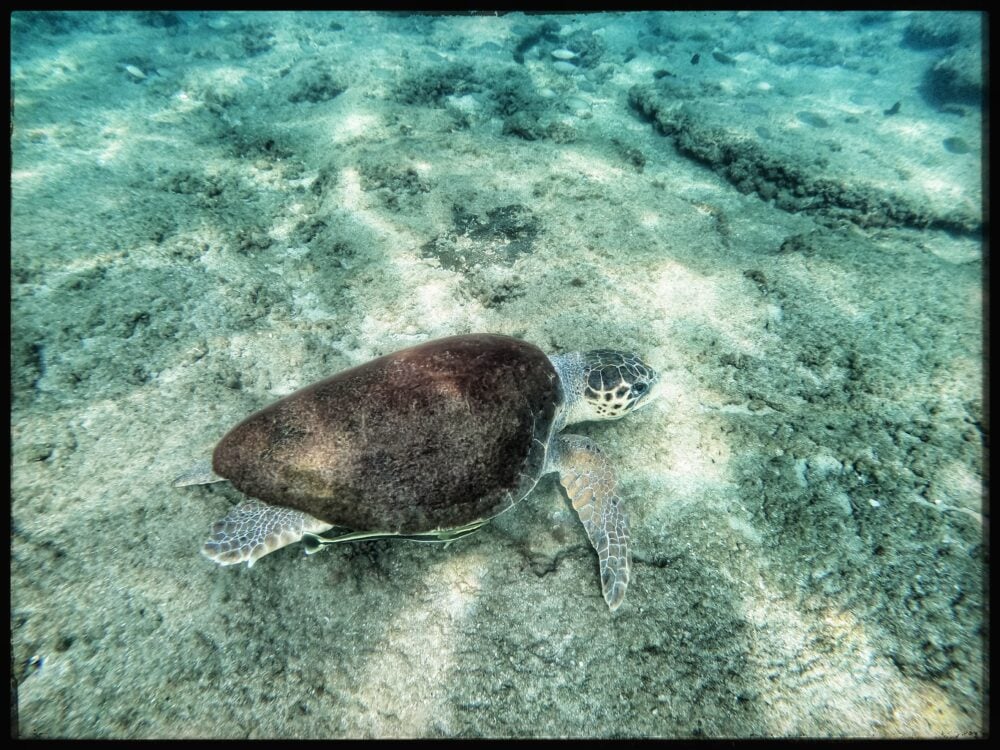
[212,334,562,534]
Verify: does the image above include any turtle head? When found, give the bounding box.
[550,349,660,426]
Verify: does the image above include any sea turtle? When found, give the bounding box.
[174,333,659,610]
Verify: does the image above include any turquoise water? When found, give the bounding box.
[11,11,984,738]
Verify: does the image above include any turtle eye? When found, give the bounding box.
[633,381,648,395]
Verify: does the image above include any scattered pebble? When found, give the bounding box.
[796,111,830,128]
[565,96,590,116]
[943,136,971,154]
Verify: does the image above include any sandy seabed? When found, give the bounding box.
[11,11,984,738]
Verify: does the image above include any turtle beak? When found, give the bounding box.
[636,373,664,411]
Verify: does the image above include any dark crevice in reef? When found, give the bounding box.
[628,85,981,238]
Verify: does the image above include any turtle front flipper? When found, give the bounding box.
[552,434,632,611]
[203,500,333,567]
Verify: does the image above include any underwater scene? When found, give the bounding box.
[10,11,984,738]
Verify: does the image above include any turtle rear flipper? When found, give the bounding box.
[203,500,333,567]
[553,434,631,611]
